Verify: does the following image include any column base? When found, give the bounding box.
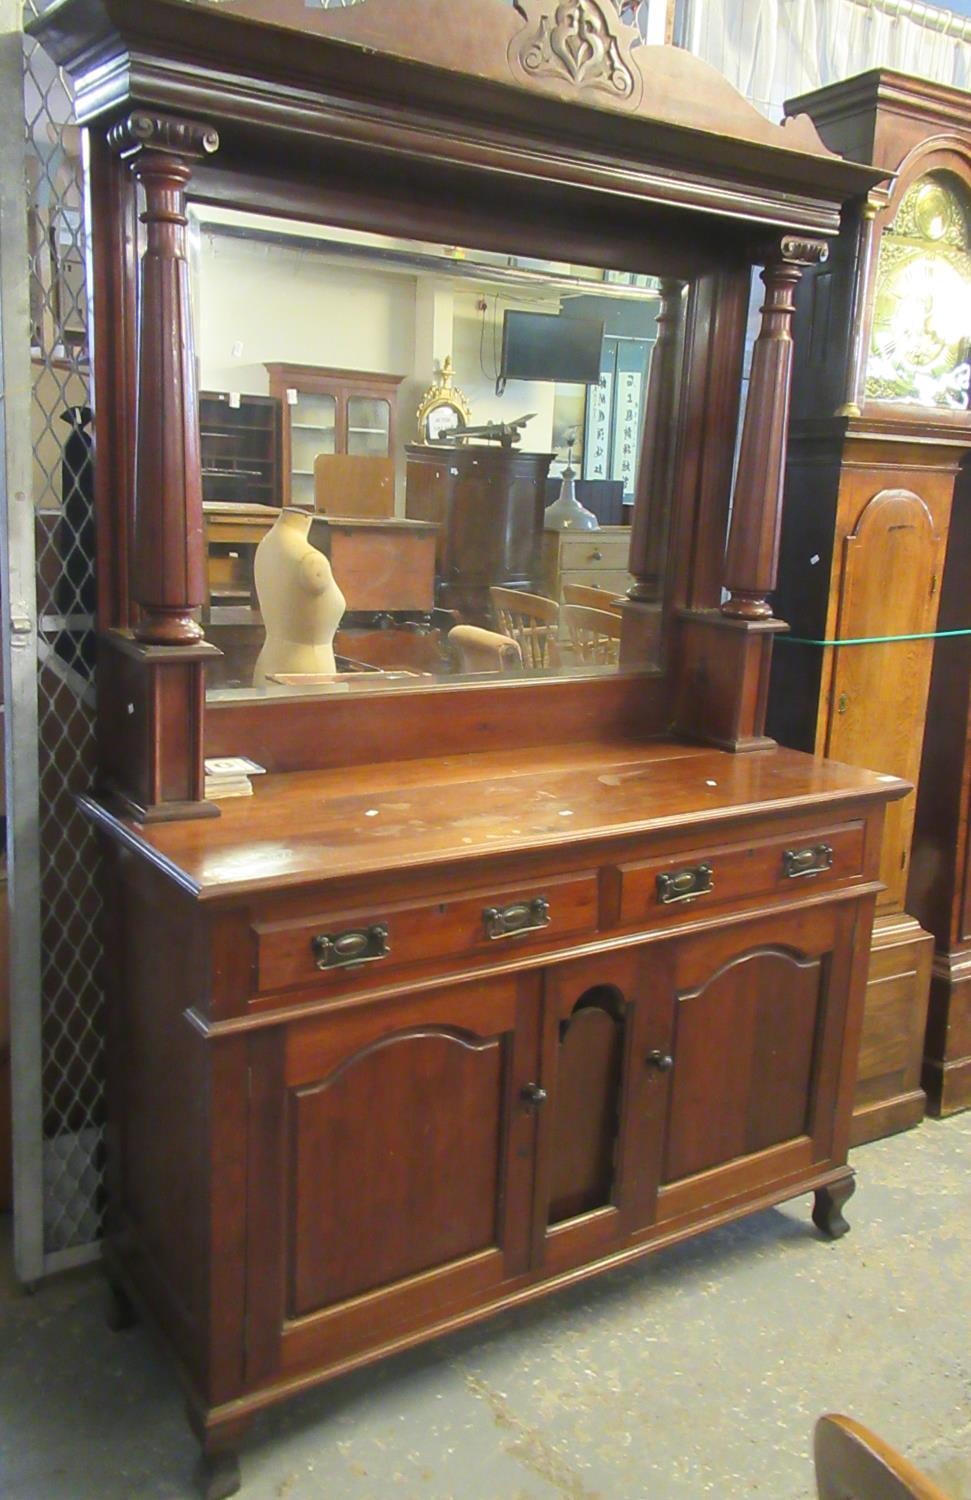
[673,609,787,751]
[97,629,222,824]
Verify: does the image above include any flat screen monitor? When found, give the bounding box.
[499,311,604,387]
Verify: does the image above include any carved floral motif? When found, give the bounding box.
[510,1,642,108]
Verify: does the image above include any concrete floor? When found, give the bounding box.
[1,1114,969,1500]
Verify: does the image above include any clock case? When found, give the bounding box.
[769,70,971,1141]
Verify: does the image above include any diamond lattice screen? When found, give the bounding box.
[24,3,102,1255]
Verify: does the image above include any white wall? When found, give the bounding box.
[195,233,427,506]
[194,234,570,506]
[196,233,418,401]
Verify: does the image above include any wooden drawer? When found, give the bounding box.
[613,822,866,926]
[559,566,632,597]
[559,531,630,570]
[254,869,599,994]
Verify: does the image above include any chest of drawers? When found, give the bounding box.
[540,526,634,608]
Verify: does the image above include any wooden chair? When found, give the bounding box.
[562,581,624,615]
[815,1416,952,1500]
[489,586,561,670]
[562,603,622,666]
[448,624,522,675]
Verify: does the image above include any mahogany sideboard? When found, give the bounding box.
[83,738,905,1496]
[28,1,900,1495]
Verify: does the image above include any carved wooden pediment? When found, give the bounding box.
[186,0,838,160]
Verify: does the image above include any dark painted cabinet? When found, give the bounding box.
[405,443,555,622]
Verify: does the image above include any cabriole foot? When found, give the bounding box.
[812,1177,855,1239]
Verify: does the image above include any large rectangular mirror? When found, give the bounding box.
[187,208,687,700]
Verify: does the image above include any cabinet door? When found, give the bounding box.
[289,391,338,508]
[244,974,540,1384]
[654,902,863,1229]
[534,947,674,1274]
[825,487,944,908]
[347,395,392,458]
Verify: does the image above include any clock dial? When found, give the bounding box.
[426,404,464,442]
[866,173,971,410]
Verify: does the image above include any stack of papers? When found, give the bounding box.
[204,756,267,800]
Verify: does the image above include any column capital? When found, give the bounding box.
[775,235,829,268]
[107,112,220,164]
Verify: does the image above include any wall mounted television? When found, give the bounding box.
[498,310,605,392]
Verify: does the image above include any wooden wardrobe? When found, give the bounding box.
[31,3,902,1497]
[769,71,971,1144]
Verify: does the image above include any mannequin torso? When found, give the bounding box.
[253,509,346,685]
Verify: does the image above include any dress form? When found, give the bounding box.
[253,508,346,686]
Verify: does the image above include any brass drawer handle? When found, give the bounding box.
[656,864,713,905]
[483,897,550,940]
[782,844,834,880]
[312,923,390,970]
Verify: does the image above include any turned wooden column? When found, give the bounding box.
[674,240,826,751]
[108,112,219,644]
[627,278,685,604]
[99,114,222,824]
[723,237,827,620]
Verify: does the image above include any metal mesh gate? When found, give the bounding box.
[23,2,102,1266]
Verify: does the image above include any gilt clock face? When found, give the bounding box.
[866,176,971,411]
[426,404,465,442]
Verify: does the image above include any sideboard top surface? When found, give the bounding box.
[82,740,908,901]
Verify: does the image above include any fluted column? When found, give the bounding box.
[108,112,219,645]
[723,237,827,621]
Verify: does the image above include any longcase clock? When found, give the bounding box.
[769,71,971,1143]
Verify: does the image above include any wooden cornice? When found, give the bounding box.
[31,0,886,237]
[788,68,971,138]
